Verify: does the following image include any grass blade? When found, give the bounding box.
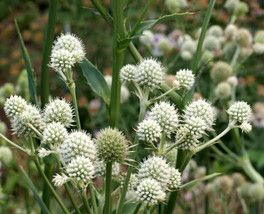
[14,19,38,105]
[19,166,51,214]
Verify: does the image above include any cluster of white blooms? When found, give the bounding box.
[43,98,73,127]
[42,122,68,144]
[175,69,195,90]
[4,95,27,118]
[134,58,164,90]
[168,168,182,189]
[184,116,207,138]
[66,156,94,185]
[253,31,264,55]
[176,127,200,150]
[203,35,221,52]
[136,178,166,206]
[180,39,197,60]
[120,64,137,84]
[149,101,179,135]
[50,33,85,73]
[60,131,97,163]
[227,101,252,124]
[136,119,162,143]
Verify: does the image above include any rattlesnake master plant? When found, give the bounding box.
[2,0,264,213]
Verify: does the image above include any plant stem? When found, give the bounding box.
[40,0,58,108]
[89,183,98,214]
[104,162,113,214]
[159,132,166,154]
[133,203,142,214]
[29,137,70,214]
[0,134,30,154]
[68,81,81,130]
[27,123,43,138]
[109,0,125,127]
[80,189,92,214]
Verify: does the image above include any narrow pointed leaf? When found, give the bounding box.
[19,166,51,214]
[180,172,221,189]
[14,19,38,105]
[80,58,111,105]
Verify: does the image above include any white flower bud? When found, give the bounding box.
[203,36,221,51]
[239,122,252,133]
[172,80,180,90]
[53,173,70,187]
[42,122,68,144]
[227,101,252,123]
[120,64,137,84]
[50,49,76,73]
[225,24,237,40]
[184,116,207,138]
[38,148,52,158]
[0,146,13,165]
[168,168,181,189]
[227,76,238,86]
[4,95,27,118]
[208,25,223,38]
[137,119,162,143]
[175,69,195,90]
[215,82,231,99]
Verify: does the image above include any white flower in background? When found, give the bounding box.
[120,86,130,103]
[227,101,252,123]
[224,0,239,12]
[165,0,188,13]
[135,58,164,90]
[136,178,166,206]
[168,168,181,189]
[0,146,13,165]
[53,173,70,187]
[175,69,195,90]
[11,105,45,137]
[60,131,97,163]
[215,82,231,99]
[137,119,162,143]
[140,30,154,47]
[120,64,137,84]
[184,99,216,130]
[225,24,237,40]
[208,25,223,38]
[203,36,221,51]
[42,122,68,144]
[138,156,171,188]
[43,98,73,127]
[4,95,27,118]
[253,43,264,55]
[210,61,233,83]
[66,156,94,185]
[227,76,238,86]
[157,37,173,53]
[149,101,179,135]
[234,28,253,48]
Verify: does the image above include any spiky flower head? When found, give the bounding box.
[214,175,234,194]
[138,156,171,188]
[234,2,248,16]
[208,25,223,38]
[11,105,44,137]
[50,49,76,73]
[223,42,237,60]
[136,119,162,143]
[120,64,137,84]
[184,99,217,130]
[60,131,97,163]
[165,0,187,13]
[136,178,166,206]
[140,30,154,47]
[210,61,233,83]
[168,168,181,189]
[181,40,196,54]
[0,146,13,165]
[239,122,252,133]
[227,76,238,86]
[53,173,70,187]
[94,161,120,178]
[254,31,264,44]
[203,36,221,51]
[234,28,253,48]
[135,58,164,90]
[175,69,195,90]
[157,38,173,53]
[224,0,239,12]
[4,95,27,118]
[232,173,246,187]
[225,24,238,40]
[215,82,231,99]
[43,98,73,127]
[96,128,128,163]
[176,127,200,150]
[180,51,193,60]
[149,101,179,135]
[52,34,85,61]
[227,101,251,123]
[66,156,94,185]
[184,116,207,138]
[42,122,68,145]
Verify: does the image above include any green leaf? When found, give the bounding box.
[180,172,221,189]
[14,19,38,105]
[134,12,194,37]
[19,166,51,214]
[80,58,110,105]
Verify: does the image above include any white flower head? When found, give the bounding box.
[136,178,166,206]
[120,64,137,84]
[60,131,97,163]
[208,25,223,38]
[239,122,252,133]
[136,119,162,143]
[42,122,68,144]
[227,101,252,123]
[184,99,217,130]
[66,156,94,185]
[50,49,76,73]
[184,116,207,138]
[227,76,238,86]
[11,105,45,137]
[203,36,221,51]
[168,168,181,189]
[175,69,195,90]
[0,146,13,165]
[253,43,264,55]
[138,156,171,188]
[4,95,27,118]
[38,148,53,158]
[135,58,164,90]
[149,101,179,135]
[53,173,70,187]
[43,98,73,127]
[176,127,200,150]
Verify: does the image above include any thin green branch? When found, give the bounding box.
[0,134,30,154]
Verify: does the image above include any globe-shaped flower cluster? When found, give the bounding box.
[136,119,162,143]
[175,69,195,90]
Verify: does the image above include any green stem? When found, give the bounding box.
[0,134,30,154]
[89,184,98,214]
[80,189,92,214]
[133,203,142,214]
[159,132,166,154]
[40,0,58,108]
[68,81,81,130]
[109,0,125,127]
[104,162,112,214]
[29,138,70,214]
